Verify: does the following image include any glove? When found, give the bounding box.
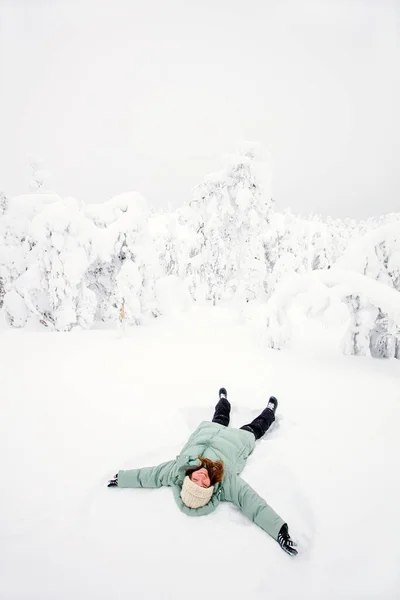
[107,473,118,487]
[277,524,298,556]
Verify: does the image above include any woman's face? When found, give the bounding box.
[190,467,211,488]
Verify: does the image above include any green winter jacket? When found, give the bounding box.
[117,421,285,540]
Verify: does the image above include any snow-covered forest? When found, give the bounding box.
[1,142,399,359]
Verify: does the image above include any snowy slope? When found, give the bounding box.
[1,306,400,600]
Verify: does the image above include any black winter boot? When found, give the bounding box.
[267,396,278,415]
[212,388,231,427]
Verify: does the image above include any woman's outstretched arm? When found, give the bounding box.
[109,460,176,488]
[222,473,297,555]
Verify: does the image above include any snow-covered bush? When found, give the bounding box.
[262,269,400,359]
[336,222,400,291]
[263,210,360,300]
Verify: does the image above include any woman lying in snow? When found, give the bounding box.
[108,388,298,556]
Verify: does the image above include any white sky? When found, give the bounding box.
[1,0,399,218]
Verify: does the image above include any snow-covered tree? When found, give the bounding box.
[7,197,97,331]
[106,260,143,326]
[0,193,61,325]
[342,294,376,357]
[336,222,400,291]
[190,142,274,304]
[146,204,203,303]
[85,192,159,325]
[0,191,7,215]
[0,192,8,308]
[0,277,4,309]
[369,310,398,359]
[191,175,233,304]
[265,211,309,296]
[29,157,50,192]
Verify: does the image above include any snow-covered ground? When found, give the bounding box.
[1,306,400,600]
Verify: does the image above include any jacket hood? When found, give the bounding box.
[172,454,222,516]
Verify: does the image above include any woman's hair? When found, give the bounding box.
[185,455,224,485]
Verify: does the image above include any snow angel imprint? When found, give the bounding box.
[108,388,297,556]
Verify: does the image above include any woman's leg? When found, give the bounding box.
[240,396,278,440]
[212,388,231,427]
